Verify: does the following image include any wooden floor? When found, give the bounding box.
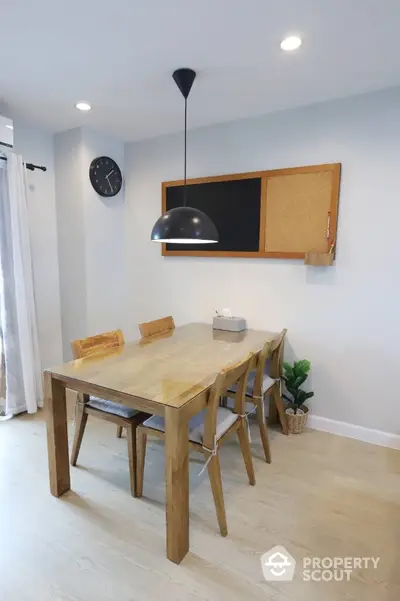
[1,395,399,601]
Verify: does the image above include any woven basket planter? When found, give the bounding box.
[285,404,309,434]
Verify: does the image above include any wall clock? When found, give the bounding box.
[89,156,122,197]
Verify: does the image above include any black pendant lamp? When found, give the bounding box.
[151,69,219,244]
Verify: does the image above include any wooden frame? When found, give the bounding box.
[161,163,341,259]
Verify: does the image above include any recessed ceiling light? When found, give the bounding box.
[75,102,91,111]
[280,36,302,51]
[5,124,13,130]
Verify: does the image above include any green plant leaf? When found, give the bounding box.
[290,392,302,403]
[296,390,308,404]
[304,391,314,400]
[282,362,294,377]
[293,375,307,388]
[294,360,311,375]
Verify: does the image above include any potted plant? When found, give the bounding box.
[282,360,314,434]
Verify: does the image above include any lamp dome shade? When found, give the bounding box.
[151,206,219,244]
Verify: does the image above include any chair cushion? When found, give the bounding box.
[225,397,269,416]
[228,369,277,397]
[143,407,239,445]
[87,397,139,419]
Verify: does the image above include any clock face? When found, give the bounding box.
[89,156,122,197]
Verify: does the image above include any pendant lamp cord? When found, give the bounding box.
[183,97,187,207]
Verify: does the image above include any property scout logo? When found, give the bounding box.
[261,546,296,582]
[261,546,380,583]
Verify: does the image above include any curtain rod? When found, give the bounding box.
[0,156,47,172]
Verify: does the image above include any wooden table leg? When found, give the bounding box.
[165,406,189,563]
[44,372,70,497]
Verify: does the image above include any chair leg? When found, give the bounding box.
[116,426,123,438]
[206,451,227,537]
[272,384,289,435]
[268,391,279,425]
[255,398,272,463]
[70,402,88,466]
[126,425,138,497]
[136,429,147,498]
[237,420,256,486]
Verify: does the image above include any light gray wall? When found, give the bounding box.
[124,87,400,434]
[0,115,13,147]
[55,127,125,359]
[13,122,63,368]
[80,128,126,336]
[54,127,86,359]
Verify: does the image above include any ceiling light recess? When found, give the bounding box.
[75,102,91,111]
[280,36,302,51]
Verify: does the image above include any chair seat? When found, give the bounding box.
[87,396,139,419]
[225,397,270,415]
[143,407,239,445]
[228,369,277,398]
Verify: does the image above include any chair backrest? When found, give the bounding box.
[202,353,255,450]
[139,316,175,339]
[251,339,274,397]
[71,329,125,360]
[270,328,288,379]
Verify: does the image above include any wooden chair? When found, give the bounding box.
[136,353,256,537]
[226,329,288,462]
[267,329,288,435]
[70,329,149,497]
[117,317,175,439]
[139,316,175,339]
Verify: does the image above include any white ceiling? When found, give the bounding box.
[2,0,400,141]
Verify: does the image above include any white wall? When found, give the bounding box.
[81,129,126,336]
[125,87,400,435]
[54,127,86,359]
[0,115,13,147]
[55,127,125,359]
[13,122,63,369]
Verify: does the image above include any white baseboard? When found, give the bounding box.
[307,414,400,450]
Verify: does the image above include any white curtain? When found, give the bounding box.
[0,153,43,415]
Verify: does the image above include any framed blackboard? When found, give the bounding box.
[161,164,341,259]
[166,178,261,252]
[164,175,262,255]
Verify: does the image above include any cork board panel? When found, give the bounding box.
[264,171,333,253]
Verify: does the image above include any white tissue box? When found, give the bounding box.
[213,316,247,332]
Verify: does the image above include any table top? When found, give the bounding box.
[47,323,276,408]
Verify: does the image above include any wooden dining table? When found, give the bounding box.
[44,322,276,563]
